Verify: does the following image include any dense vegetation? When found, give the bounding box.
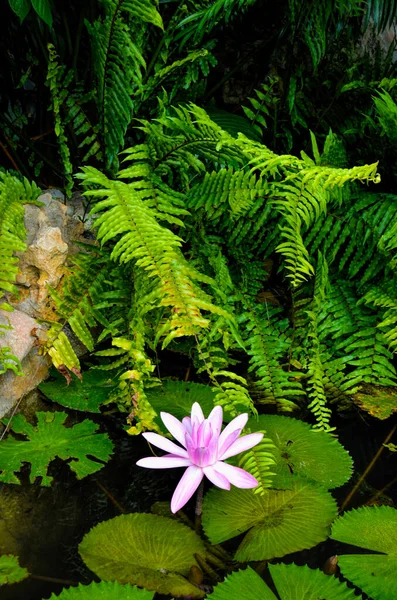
[2,1,397,599]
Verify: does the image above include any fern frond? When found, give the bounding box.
[0,172,40,310]
[236,431,276,495]
[87,0,163,169]
[176,0,259,48]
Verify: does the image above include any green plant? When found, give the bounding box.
[0,411,114,485]
[0,555,29,585]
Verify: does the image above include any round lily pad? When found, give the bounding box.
[79,513,206,598]
[203,480,337,561]
[331,505,397,600]
[247,415,352,489]
[0,554,29,585]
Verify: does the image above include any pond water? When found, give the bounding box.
[1,395,396,600]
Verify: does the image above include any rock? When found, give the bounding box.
[0,191,90,416]
[11,192,85,320]
[0,310,51,417]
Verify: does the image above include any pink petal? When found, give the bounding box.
[191,402,205,423]
[203,465,230,490]
[207,405,223,437]
[160,412,188,447]
[136,456,192,469]
[218,413,248,456]
[171,465,204,513]
[215,461,258,488]
[219,432,264,460]
[182,416,192,434]
[142,432,188,458]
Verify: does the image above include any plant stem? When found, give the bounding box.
[195,479,204,533]
[340,423,397,512]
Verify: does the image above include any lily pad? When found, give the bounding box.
[203,481,337,561]
[247,415,352,489]
[331,505,397,600]
[209,566,277,600]
[208,564,358,600]
[0,411,113,485]
[146,380,217,430]
[268,563,358,599]
[79,513,206,598]
[48,581,154,599]
[353,386,397,419]
[40,368,114,413]
[0,554,29,585]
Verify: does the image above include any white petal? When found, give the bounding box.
[136,456,192,469]
[219,432,264,460]
[171,466,204,513]
[191,402,205,423]
[142,432,188,457]
[160,412,188,447]
[215,461,258,488]
[218,413,248,454]
[203,465,230,490]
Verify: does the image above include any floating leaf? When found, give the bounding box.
[47,581,154,599]
[0,554,29,585]
[0,411,113,485]
[146,381,217,430]
[203,481,337,561]
[209,566,277,600]
[40,369,114,413]
[268,563,359,599]
[79,513,206,598]
[353,386,397,420]
[248,415,352,489]
[331,506,397,600]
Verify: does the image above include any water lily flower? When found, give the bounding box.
[136,402,264,513]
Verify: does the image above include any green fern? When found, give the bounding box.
[236,430,276,495]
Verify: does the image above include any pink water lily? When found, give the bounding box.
[136,402,263,513]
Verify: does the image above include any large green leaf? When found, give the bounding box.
[146,380,217,430]
[353,386,397,420]
[8,0,30,22]
[30,0,52,26]
[47,581,154,599]
[0,554,29,585]
[248,415,352,489]
[39,369,114,413]
[268,563,359,600]
[0,411,113,485]
[203,481,337,561]
[79,513,206,598]
[331,506,397,600]
[209,567,277,600]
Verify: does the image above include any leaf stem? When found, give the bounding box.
[195,479,204,532]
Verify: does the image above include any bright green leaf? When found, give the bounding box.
[0,411,113,485]
[331,506,397,600]
[247,415,353,489]
[0,555,29,585]
[209,567,277,600]
[47,581,154,599]
[8,0,30,21]
[203,481,337,561]
[79,513,206,598]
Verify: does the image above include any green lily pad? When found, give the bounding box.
[247,415,352,489]
[0,554,29,585]
[146,380,217,430]
[268,563,359,599]
[47,581,154,599]
[0,411,113,485]
[353,386,397,420]
[79,513,206,598]
[208,564,358,600]
[203,481,337,561]
[209,566,277,600]
[40,368,114,413]
[331,505,397,600]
